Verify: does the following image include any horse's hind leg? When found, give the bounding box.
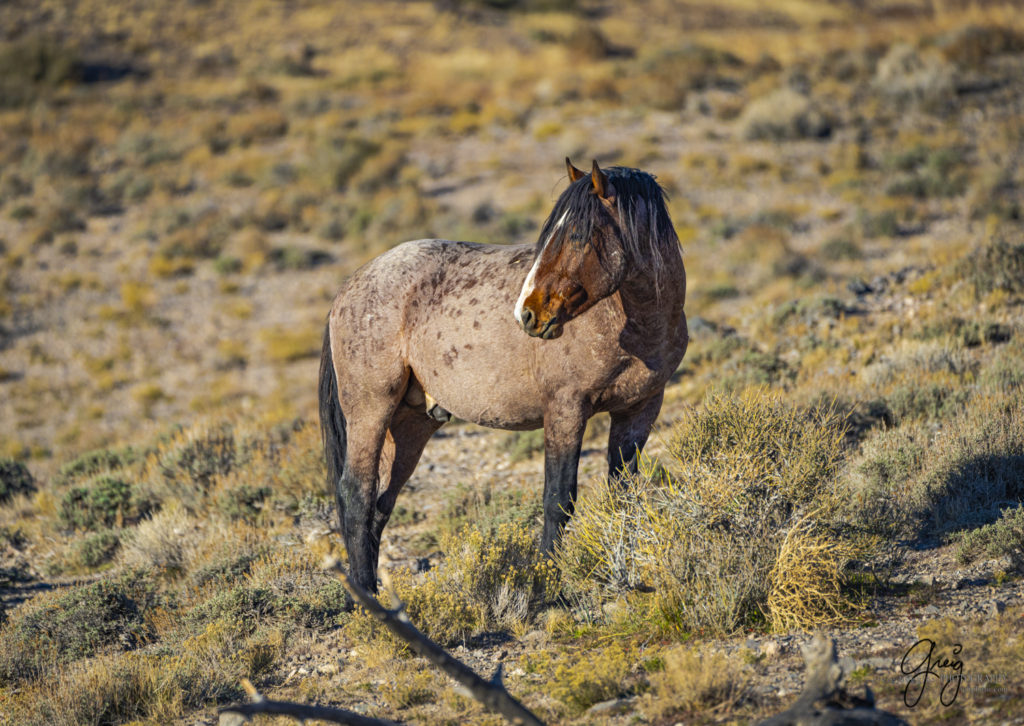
[336,397,396,594]
[372,404,442,543]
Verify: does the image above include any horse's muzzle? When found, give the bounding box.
[518,307,563,339]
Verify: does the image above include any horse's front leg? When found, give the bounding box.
[607,392,664,481]
[540,398,589,554]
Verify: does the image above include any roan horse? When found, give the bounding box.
[319,159,688,593]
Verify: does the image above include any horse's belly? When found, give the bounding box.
[412,354,544,430]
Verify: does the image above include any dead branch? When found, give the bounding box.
[757,635,909,726]
[218,678,399,726]
[333,562,546,726]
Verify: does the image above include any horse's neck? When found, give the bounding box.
[617,256,686,338]
[621,248,685,308]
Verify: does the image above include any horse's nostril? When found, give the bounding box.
[521,308,535,329]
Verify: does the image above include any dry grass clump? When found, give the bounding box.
[643,645,747,720]
[387,521,557,645]
[871,42,955,111]
[556,389,855,635]
[119,500,200,572]
[9,651,157,726]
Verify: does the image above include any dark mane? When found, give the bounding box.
[536,166,679,286]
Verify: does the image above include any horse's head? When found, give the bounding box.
[514,159,628,339]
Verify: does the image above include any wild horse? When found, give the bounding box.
[319,159,688,592]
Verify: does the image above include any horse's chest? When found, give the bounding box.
[595,354,668,409]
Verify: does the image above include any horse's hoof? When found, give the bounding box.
[427,404,452,423]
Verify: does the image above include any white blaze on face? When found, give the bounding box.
[514,209,569,324]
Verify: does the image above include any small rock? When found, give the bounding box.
[761,640,782,659]
[587,696,635,715]
[919,574,935,587]
[988,600,1006,617]
[839,655,856,675]
[920,604,940,615]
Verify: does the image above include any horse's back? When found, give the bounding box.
[329,239,542,426]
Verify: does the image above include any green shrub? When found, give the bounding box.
[500,429,545,462]
[188,554,349,633]
[843,425,927,537]
[914,317,1013,348]
[844,391,1024,538]
[959,235,1024,300]
[55,446,138,487]
[981,341,1024,392]
[858,209,901,238]
[954,506,1024,567]
[0,34,82,108]
[886,382,970,422]
[438,481,542,540]
[820,234,862,261]
[720,348,793,390]
[59,475,149,530]
[0,576,156,684]
[217,484,272,522]
[151,423,241,501]
[0,457,35,503]
[74,529,122,569]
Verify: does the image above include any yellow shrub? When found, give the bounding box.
[549,643,631,715]
[388,521,557,645]
[767,516,858,631]
[644,645,747,719]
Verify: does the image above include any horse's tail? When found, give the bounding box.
[318,320,346,509]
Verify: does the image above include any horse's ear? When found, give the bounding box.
[566,157,586,182]
[591,160,610,200]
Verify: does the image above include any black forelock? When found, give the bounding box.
[536,166,678,281]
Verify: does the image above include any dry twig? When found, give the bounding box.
[218,678,399,726]
[333,562,546,726]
